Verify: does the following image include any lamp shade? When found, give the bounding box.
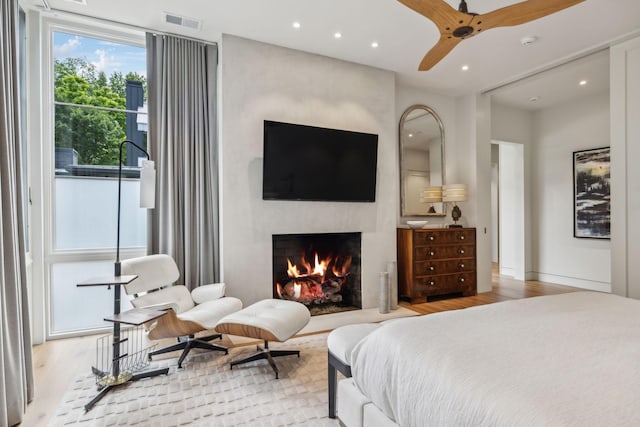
[139,160,156,208]
[421,186,443,203]
[442,184,467,202]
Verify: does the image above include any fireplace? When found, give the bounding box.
[272,232,362,316]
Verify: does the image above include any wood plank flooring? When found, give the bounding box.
[20,268,581,426]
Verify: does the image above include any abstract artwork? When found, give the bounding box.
[573,147,610,239]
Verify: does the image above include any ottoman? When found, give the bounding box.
[215,299,310,379]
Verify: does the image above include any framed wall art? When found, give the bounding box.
[573,147,610,239]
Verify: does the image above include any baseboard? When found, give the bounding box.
[500,266,515,277]
[531,272,611,292]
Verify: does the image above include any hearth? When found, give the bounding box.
[272,232,362,316]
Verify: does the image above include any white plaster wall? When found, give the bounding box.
[531,91,611,291]
[219,35,397,308]
[491,102,533,279]
[611,35,640,298]
[455,94,492,293]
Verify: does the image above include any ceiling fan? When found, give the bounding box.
[398,0,586,71]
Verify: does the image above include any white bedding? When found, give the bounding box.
[350,292,640,427]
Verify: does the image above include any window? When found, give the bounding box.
[52,31,148,251]
[47,27,147,335]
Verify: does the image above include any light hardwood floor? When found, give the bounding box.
[21,268,581,426]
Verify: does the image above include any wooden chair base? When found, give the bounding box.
[230,340,300,379]
[149,333,227,368]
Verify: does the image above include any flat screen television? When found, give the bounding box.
[262,120,378,202]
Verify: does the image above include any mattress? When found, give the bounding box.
[350,292,640,427]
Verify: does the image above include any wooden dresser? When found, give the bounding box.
[397,227,477,303]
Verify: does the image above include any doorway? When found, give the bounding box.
[491,141,525,280]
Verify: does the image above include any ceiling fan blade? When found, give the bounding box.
[476,0,585,30]
[397,0,469,31]
[419,35,463,71]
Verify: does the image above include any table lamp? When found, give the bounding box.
[421,186,442,213]
[442,184,467,228]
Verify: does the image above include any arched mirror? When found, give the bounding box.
[399,105,445,217]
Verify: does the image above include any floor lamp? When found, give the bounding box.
[114,140,155,276]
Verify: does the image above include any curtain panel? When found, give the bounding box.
[0,0,34,425]
[146,34,220,289]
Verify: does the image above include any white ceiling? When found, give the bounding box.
[35,0,640,101]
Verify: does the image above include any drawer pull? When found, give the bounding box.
[459,277,465,283]
[429,251,435,257]
[459,235,465,240]
[429,266,435,271]
[429,235,435,241]
[459,263,465,269]
[428,280,436,286]
[459,249,465,255]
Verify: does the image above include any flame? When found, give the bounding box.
[332,255,352,277]
[276,282,284,298]
[293,282,301,299]
[287,258,301,278]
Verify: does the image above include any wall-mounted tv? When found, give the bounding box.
[262,120,378,202]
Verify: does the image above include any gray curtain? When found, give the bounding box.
[146,34,220,289]
[0,0,34,425]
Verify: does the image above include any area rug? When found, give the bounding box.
[53,333,339,426]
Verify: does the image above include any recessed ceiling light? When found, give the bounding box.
[528,96,540,102]
[292,21,301,29]
[408,133,413,138]
[371,41,379,48]
[579,80,588,86]
[334,32,342,39]
[461,65,469,71]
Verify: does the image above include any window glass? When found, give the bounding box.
[52,31,148,251]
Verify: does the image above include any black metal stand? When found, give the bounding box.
[230,340,300,379]
[78,276,169,412]
[328,351,352,419]
[148,333,228,369]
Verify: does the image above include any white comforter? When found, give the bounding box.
[351,292,640,427]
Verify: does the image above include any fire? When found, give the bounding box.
[277,252,352,305]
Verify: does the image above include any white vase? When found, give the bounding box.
[387,261,398,310]
[379,272,390,314]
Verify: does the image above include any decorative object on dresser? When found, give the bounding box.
[442,184,467,228]
[397,227,476,303]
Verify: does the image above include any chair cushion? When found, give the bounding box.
[131,285,195,314]
[179,296,243,329]
[327,323,381,365]
[216,299,310,342]
[122,254,180,295]
[191,283,226,303]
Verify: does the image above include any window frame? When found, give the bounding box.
[39,15,149,339]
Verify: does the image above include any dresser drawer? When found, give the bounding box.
[413,229,475,245]
[415,272,476,295]
[414,259,474,275]
[414,244,475,260]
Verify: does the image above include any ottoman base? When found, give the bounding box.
[230,340,300,379]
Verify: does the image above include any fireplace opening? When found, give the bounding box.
[272,232,362,316]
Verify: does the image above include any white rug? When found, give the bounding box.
[53,333,339,426]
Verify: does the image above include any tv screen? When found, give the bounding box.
[262,121,378,202]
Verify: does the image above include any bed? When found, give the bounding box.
[341,292,640,427]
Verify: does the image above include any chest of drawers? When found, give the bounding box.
[397,227,477,303]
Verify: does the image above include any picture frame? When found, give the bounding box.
[573,147,610,239]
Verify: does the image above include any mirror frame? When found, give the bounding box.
[399,104,446,217]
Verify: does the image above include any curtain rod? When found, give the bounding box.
[39,6,218,47]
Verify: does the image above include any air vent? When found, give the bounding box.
[163,12,201,30]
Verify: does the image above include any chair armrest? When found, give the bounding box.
[134,301,180,313]
[191,283,226,303]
